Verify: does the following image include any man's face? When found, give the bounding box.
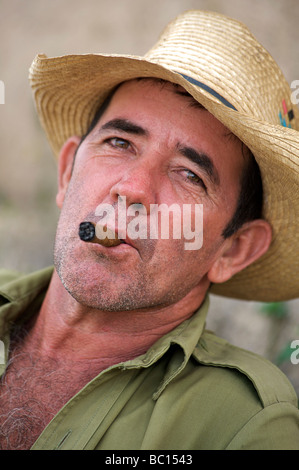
[54,79,246,311]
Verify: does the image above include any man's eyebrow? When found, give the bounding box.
[99,118,220,185]
[100,118,148,136]
[178,145,220,186]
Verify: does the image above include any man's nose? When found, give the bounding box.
[109,160,158,213]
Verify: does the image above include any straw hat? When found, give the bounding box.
[29,10,299,302]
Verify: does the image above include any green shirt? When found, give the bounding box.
[0,267,299,450]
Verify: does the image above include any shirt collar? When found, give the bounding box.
[121,295,210,399]
[0,266,53,337]
[0,266,54,375]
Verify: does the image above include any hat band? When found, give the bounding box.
[179,73,237,111]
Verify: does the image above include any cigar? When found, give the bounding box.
[79,221,122,247]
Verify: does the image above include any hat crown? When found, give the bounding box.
[145,10,299,130]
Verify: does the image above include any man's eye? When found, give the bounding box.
[107,137,130,149]
[184,170,206,189]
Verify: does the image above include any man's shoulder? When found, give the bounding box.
[151,329,299,449]
[0,269,24,301]
[192,329,298,408]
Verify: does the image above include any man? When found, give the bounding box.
[0,10,299,450]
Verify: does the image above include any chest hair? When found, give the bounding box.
[0,332,98,450]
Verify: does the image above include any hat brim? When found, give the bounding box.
[29,53,299,301]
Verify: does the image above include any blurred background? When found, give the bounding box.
[0,0,298,392]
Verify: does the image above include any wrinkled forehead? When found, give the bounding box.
[112,77,244,147]
[114,77,205,108]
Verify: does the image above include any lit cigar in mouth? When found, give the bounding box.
[79,221,122,247]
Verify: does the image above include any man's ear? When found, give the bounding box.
[56,136,81,209]
[208,219,272,284]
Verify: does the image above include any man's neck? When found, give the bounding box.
[24,270,205,371]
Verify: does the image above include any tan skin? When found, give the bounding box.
[0,80,272,449]
[27,79,272,367]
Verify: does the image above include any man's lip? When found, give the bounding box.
[80,214,140,250]
[95,222,138,250]
[118,234,137,249]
